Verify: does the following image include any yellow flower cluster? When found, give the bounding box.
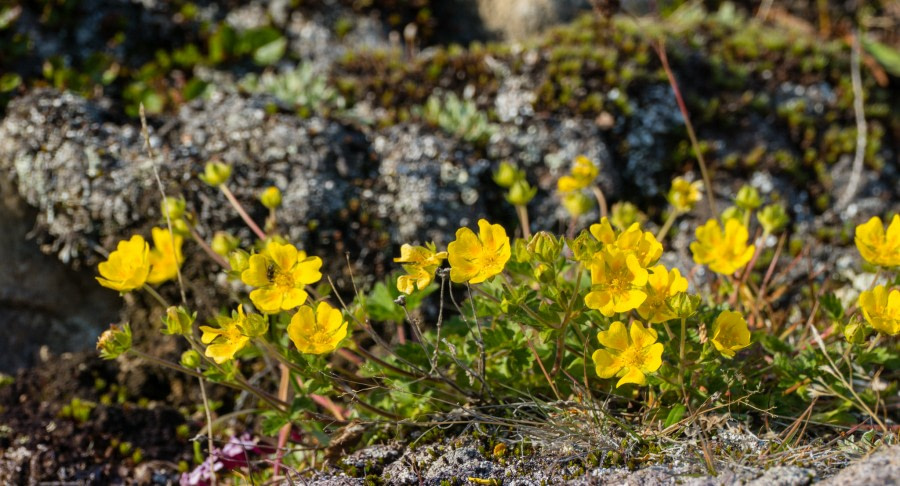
[287,301,349,354]
[667,177,703,213]
[584,219,667,317]
[97,228,185,292]
[200,305,268,363]
[690,218,755,275]
[394,243,447,294]
[557,155,599,192]
[855,215,900,268]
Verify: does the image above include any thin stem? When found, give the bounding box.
[220,184,267,241]
[139,105,187,306]
[129,349,204,379]
[653,38,717,217]
[197,369,218,486]
[590,186,609,220]
[515,204,532,239]
[142,284,170,308]
[679,317,687,403]
[189,226,230,269]
[655,209,680,242]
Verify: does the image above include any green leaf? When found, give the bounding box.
[820,292,844,320]
[664,404,687,429]
[0,73,21,92]
[862,35,900,77]
[208,23,236,64]
[365,281,405,323]
[253,37,287,66]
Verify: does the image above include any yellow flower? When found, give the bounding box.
[199,305,268,364]
[855,215,900,267]
[557,155,598,192]
[668,177,702,213]
[589,219,662,268]
[395,243,448,294]
[96,235,151,292]
[288,301,348,354]
[690,219,755,275]
[448,219,511,284]
[592,321,663,387]
[584,249,649,317]
[638,265,688,324]
[241,241,323,313]
[146,227,184,285]
[858,285,900,335]
[710,310,751,358]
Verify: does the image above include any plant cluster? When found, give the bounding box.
[94,148,899,481]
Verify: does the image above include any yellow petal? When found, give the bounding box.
[280,288,308,310]
[293,255,323,285]
[615,367,647,388]
[267,242,298,271]
[242,254,271,287]
[250,288,284,314]
[598,321,629,351]
[592,349,621,378]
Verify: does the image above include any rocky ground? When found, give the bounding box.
[0,0,898,483]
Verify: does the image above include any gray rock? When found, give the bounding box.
[0,177,120,371]
[819,445,900,485]
[746,466,814,486]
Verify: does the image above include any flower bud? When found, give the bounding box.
[259,186,282,209]
[569,230,600,263]
[757,204,789,235]
[667,293,701,318]
[161,197,186,220]
[506,179,537,206]
[735,185,762,211]
[241,311,269,338]
[212,231,240,256]
[199,161,232,187]
[842,317,870,345]
[171,218,190,236]
[493,161,522,188]
[163,306,195,336]
[228,249,250,273]
[180,350,202,369]
[610,202,644,230]
[527,231,562,263]
[513,238,532,263]
[97,323,132,360]
[561,192,593,217]
[720,205,745,223]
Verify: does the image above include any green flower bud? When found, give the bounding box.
[569,230,600,263]
[527,231,562,263]
[163,306,196,336]
[240,311,269,338]
[180,350,202,369]
[493,161,523,188]
[842,317,870,345]
[97,323,132,360]
[161,197,186,220]
[260,186,282,209]
[561,192,594,217]
[513,238,532,263]
[735,185,762,211]
[506,179,537,206]
[171,218,191,236]
[199,161,232,187]
[212,231,240,256]
[667,292,701,318]
[721,205,745,223]
[609,202,644,230]
[228,249,250,273]
[757,204,789,235]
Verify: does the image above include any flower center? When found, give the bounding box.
[273,269,295,289]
